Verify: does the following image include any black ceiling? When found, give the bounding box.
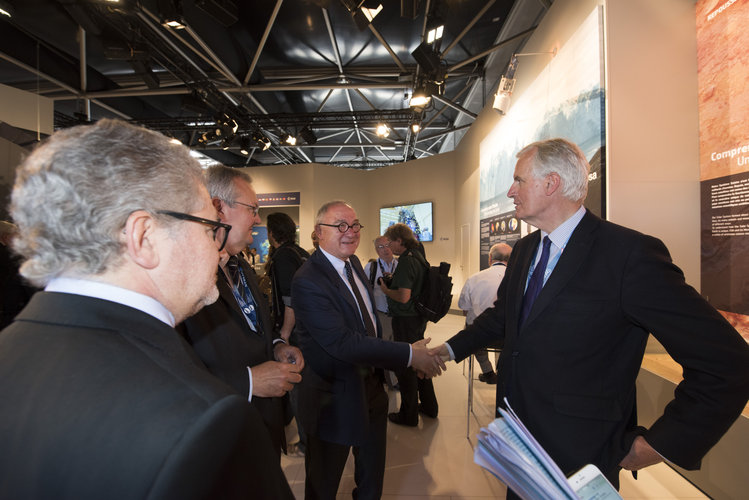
[0,0,551,169]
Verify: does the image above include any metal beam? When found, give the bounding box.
[448,26,537,72]
[431,94,477,120]
[441,0,496,58]
[244,0,283,85]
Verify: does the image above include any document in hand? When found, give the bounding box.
[473,398,622,500]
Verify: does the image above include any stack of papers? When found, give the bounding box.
[473,398,579,500]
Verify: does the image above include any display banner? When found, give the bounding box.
[697,0,749,341]
[478,7,605,269]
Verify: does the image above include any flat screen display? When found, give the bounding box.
[379,201,433,242]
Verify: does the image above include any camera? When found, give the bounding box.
[377,273,393,287]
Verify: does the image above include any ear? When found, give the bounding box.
[123,210,160,270]
[212,197,224,215]
[314,225,323,238]
[544,173,562,196]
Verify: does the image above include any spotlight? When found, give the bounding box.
[160,0,185,29]
[239,136,252,155]
[409,89,431,108]
[0,0,14,18]
[375,123,391,138]
[253,133,271,151]
[411,123,421,134]
[493,55,518,115]
[283,134,297,146]
[299,126,317,145]
[349,1,383,31]
[427,25,443,44]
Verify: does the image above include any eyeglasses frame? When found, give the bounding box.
[157,210,232,252]
[318,222,364,233]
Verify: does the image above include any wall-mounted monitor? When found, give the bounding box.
[379,201,433,242]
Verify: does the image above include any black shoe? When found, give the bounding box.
[388,412,417,427]
[418,404,438,419]
[478,371,498,384]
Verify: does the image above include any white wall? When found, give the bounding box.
[605,0,701,286]
[0,83,54,136]
[244,151,456,268]
[454,0,701,287]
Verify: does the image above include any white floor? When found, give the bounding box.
[281,313,708,499]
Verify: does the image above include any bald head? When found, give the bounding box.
[489,243,512,264]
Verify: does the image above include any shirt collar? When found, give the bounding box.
[319,246,348,274]
[45,277,176,327]
[541,205,586,251]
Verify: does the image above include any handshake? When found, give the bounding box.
[410,338,452,379]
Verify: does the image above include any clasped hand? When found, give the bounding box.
[250,344,304,398]
[410,337,447,378]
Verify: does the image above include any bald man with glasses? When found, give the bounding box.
[0,119,292,499]
[292,200,445,500]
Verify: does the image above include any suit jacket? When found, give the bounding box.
[180,259,285,452]
[448,211,749,482]
[292,251,410,446]
[0,292,293,500]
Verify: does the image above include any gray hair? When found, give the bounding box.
[10,119,205,286]
[314,200,351,225]
[517,138,589,203]
[489,243,512,263]
[204,164,252,204]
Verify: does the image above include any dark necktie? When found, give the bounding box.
[226,256,258,330]
[519,236,551,328]
[344,261,377,337]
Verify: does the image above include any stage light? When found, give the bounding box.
[427,25,443,44]
[411,123,421,134]
[409,87,431,108]
[493,55,518,115]
[283,134,297,146]
[0,0,14,17]
[299,126,317,145]
[375,123,391,138]
[239,135,252,155]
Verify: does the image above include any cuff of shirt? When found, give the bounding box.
[445,342,456,361]
[407,345,413,367]
[247,366,253,402]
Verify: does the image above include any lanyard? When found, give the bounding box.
[229,265,260,334]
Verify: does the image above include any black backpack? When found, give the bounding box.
[412,251,453,323]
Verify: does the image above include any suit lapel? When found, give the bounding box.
[310,251,374,336]
[522,212,600,328]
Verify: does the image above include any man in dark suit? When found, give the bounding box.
[0,119,293,499]
[180,165,303,457]
[434,138,749,494]
[292,200,446,500]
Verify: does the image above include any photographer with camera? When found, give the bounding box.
[364,235,398,389]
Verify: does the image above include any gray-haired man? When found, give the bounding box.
[0,119,292,499]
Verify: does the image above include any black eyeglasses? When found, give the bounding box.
[319,222,363,233]
[376,243,390,249]
[157,210,232,251]
[230,200,259,217]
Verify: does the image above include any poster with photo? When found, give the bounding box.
[697,0,749,342]
[479,7,605,269]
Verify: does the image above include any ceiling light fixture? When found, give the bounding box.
[375,123,391,138]
[350,1,383,30]
[283,134,297,146]
[0,0,14,17]
[409,87,431,108]
[427,24,443,44]
[411,123,421,134]
[493,55,518,115]
[253,133,271,151]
